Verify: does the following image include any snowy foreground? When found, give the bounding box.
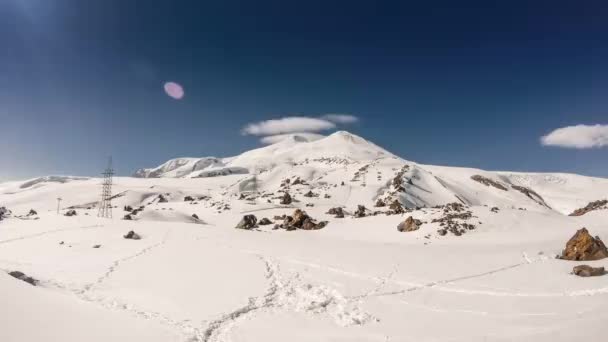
[1,131,607,342]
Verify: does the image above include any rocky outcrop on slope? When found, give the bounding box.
[572,265,606,277]
[433,203,476,236]
[388,200,405,214]
[278,209,327,231]
[397,216,421,232]
[560,228,608,261]
[375,199,386,207]
[470,175,508,191]
[511,185,550,208]
[569,200,608,216]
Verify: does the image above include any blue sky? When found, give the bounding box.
[1,0,607,180]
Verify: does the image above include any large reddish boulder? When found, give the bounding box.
[560,228,608,261]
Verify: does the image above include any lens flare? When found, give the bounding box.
[163,82,184,100]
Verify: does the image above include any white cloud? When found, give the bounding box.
[260,132,325,145]
[541,124,608,149]
[321,114,359,124]
[241,116,336,136]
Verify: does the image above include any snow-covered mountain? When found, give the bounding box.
[1,130,607,342]
[130,130,608,215]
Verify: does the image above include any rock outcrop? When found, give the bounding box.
[375,199,386,207]
[388,200,405,214]
[397,216,421,232]
[569,200,608,217]
[279,209,327,231]
[560,228,608,261]
[471,175,508,191]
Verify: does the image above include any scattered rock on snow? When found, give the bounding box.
[235,215,258,230]
[572,265,606,277]
[280,192,293,205]
[375,199,386,207]
[123,230,141,240]
[8,271,37,286]
[388,200,405,214]
[397,216,422,232]
[560,228,608,261]
[279,209,327,230]
[64,209,77,217]
[191,213,199,220]
[92,244,101,248]
[184,196,195,202]
[354,205,368,218]
[259,217,272,225]
[327,207,345,218]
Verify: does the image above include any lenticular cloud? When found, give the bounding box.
[164,82,185,100]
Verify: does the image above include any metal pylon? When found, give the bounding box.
[98,157,114,218]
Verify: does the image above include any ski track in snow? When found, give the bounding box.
[82,227,173,293]
[0,224,102,245]
[201,254,377,342]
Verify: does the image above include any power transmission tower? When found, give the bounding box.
[98,157,114,218]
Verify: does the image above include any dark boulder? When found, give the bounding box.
[123,230,141,240]
[64,209,77,217]
[235,215,258,230]
[327,207,345,218]
[354,205,367,218]
[375,199,386,207]
[280,192,293,205]
[259,217,272,225]
[8,271,37,286]
[184,196,195,202]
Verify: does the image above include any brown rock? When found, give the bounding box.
[375,199,386,207]
[573,265,605,277]
[560,228,608,261]
[397,216,421,232]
